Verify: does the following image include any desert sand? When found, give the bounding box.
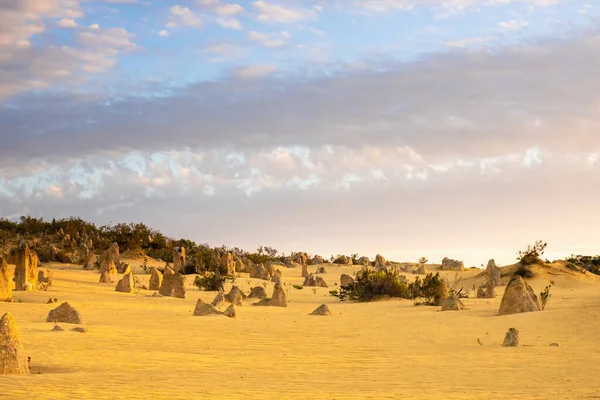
[2,259,600,399]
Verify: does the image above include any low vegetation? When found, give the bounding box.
[334,269,446,304]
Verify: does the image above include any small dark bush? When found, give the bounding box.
[193,273,230,291]
[514,264,535,278]
[419,272,446,306]
[292,284,303,290]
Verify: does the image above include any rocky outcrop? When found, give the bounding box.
[441,292,466,311]
[292,252,308,265]
[115,270,134,293]
[271,269,282,283]
[149,268,163,291]
[225,286,246,306]
[0,313,30,375]
[303,274,328,288]
[441,257,465,271]
[46,302,83,324]
[99,271,112,284]
[486,259,503,287]
[212,288,225,307]
[172,247,186,274]
[0,257,12,302]
[250,263,270,280]
[358,256,370,266]
[248,286,267,299]
[99,260,117,275]
[415,265,427,275]
[308,255,324,265]
[340,274,354,287]
[477,281,495,299]
[498,276,541,315]
[315,266,327,274]
[301,264,309,278]
[375,254,388,271]
[193,299,222,316]
[14,241,37,291]
[223,304,236,318]
[159,267,186,299]
[310,304,331,316]
[503,328,520,347]
[253,282,287,307]
[103,242,120,265]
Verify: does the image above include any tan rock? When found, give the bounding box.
[301,263,309,278]
[253,282,287,307]
[99,271,112,284]
[315,266,327,274]
[193,299,221,316]
[441,257,465,271]
[250,263,270,280]
[486,259,503,287]
[308,255,324,265]
[248,286,267,299]
[14,241,37,291]
[46,302,83,324]
[159,267,186,299]
[303,274,328,288]
[441,292,466,311]
[172,247,186,274]
[310,304,331,316]
[212,288,225,307]
[0,257,12,302]
[115,271,134,293]
[375,254,388,271]
[502,328,520,347]
[149,268,163,291]
[225,286,246,306]
[415,265,427,275]
[340,274,354,287]
[358,256,370,266]
[292,252,308,265]
[0,313,30,375]
[223,304,236,318]
[499,276,541,315]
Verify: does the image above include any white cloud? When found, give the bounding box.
[248,30,290,47]
[444,36,491,49]
[57,18,79,28]
[253,1,317,23]
[498,20,530,30]
[158,29,170,37]
[167,5,202,28]
[217,17,242,30]
[232,64,276,78]
[198,0,244,15]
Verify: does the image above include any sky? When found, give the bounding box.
[1,0,600,267]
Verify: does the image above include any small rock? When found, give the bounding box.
[52,325,64,331]
[71,327,88,333]
[549,342,559,347]
[223,304,236,318]
[310,304,331,316]
[502,327,520,347]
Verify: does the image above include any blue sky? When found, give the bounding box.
[1,0,600,266]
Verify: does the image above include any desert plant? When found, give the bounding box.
[419,272,446,305]
[193,272,230,291]
[540,281,554,311]
[418,257,428,264]
[517,240,547,265]
[329,289,339,296]
[514,264,535,278]
[292,284,303,290]
[335,269,409,302]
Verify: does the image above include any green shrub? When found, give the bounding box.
[540,281,554,310]
[329,290,339,297]
[336,269,409,302]
[193,273,230,291]
[292,284,303,290]
[517,240,547,265]
[419,272,446,306]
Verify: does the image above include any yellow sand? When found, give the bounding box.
[2,260,600,399]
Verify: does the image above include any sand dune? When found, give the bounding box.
[2,261,600,399]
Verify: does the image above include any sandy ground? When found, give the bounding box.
[2,260,600,399]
